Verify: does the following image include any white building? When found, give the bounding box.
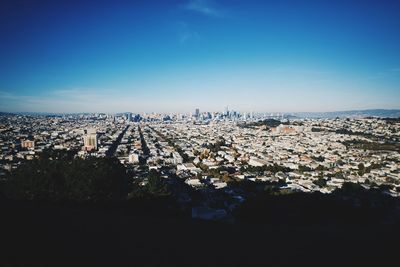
[83,132,98,151]
[129,153,139,163]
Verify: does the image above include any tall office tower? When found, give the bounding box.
[125,112,132,122]
[83,130,98,151]
[195,108,200,118]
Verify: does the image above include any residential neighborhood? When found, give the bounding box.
[1,112,399,220]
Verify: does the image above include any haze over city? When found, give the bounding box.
[1,0,400,113]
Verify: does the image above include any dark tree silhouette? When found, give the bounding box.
[3,156,128,203]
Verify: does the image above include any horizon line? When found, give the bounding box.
[1,108,400,116]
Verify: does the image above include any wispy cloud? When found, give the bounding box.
[182,0,225,18]
[177,21,201,45]
[179,30,200,44]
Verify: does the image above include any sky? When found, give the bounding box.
[0,0,400,113]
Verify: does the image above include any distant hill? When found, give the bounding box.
[294,109,400,119]
[0,111,16,116]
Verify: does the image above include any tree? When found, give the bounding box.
[196,172,202,180]
[221,173,232,183]
[314,156,325,162]
[315,165,326,171]
[313,178,327,188]
[336,159,344,166]
[146,170,171,197]
[339,182,364,194]
[358,163,365,176]
[298,165,312,172]
[128,170,172,200]
[3,156,128,203]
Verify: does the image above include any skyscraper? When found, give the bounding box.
[83,129,98,151]
[126,112,132,122]
[195,108,200,118]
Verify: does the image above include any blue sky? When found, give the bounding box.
[0,0,399,113]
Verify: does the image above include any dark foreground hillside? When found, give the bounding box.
[1,156,399,266]
[1,198,399,267]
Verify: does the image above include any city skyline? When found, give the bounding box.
[1,0,400,113]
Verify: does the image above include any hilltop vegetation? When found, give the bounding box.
[1,157,181,205]
[2,156,128,202]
